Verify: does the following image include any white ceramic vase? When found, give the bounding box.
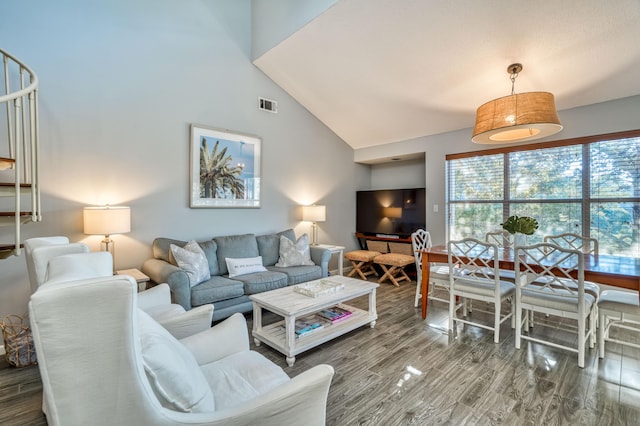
[514,232,528,248]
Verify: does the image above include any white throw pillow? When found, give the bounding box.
[275,234,315,267]
[225,256,267,278]
[138,309,215,413]
[170,241,210,286]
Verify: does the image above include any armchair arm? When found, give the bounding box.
[158,304,213,339]
[137,283,172,310]
[179,313,249,364]
[142,258,192,310]
[309,246,331,277]
[209,364,334,425]
[160,364,334,425]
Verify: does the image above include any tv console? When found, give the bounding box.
[355,232,411,250]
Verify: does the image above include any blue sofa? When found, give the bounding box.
[142,229,331,321]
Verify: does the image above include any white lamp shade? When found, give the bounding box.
[83,206,131,235]
[302,205,326,223]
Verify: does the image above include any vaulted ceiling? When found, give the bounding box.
[254,0,640,150]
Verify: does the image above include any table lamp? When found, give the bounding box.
[302,205,326,246]
[83,205,131,269]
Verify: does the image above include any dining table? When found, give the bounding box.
[420,244,640,319]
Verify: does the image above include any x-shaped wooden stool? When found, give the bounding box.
[344,250,380,280]
[373,253,414,286]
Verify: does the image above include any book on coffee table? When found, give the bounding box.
[280,315,332,338]
[317,306,352,323]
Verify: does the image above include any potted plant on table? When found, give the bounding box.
[501,215,539,247]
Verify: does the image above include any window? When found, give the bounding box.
[446,130,640,256]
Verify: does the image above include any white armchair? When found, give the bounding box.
[26,237,214,339]
[29,275,334,425]
[24,236,89,292]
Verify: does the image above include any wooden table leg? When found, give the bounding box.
[421,251,431,319]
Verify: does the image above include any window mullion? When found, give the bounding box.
[582,144,590,238]
[504,153,510,223]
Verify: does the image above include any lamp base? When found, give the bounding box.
[310,223,320,246]
[101,236,116,273]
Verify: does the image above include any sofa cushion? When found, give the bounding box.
[275,234,315,267]
[256,234,280,266]
[256,229,296,266]
[153,237,187,265]
[138,310,215,413]
[215,234,259,275]
[267,265,322,285]
[198,240,219,276]
[191,275,245,305]
[200,350,289,410]
[154,238,219,275]
[170,241,211,287]
[225,256,268,278]
[230,271,288,295]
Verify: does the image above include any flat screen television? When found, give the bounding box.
[356,188,425,238]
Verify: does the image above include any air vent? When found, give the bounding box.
[258,97,278,113]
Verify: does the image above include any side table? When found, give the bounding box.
[116,268,150,292]
[313,244,345,276]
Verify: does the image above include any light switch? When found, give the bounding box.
[433,204,439,213]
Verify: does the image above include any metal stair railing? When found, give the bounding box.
[0,48,40,258]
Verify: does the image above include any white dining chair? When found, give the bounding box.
[448,238,515,343]
[514,243,597,368]
[598,289,640,358]
[542,233,601,325]
[411,229,451,307]
[484,230,516,282]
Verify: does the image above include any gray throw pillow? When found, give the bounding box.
[170,241,211,286]
[275,234,315,267]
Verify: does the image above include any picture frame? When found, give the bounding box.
[190,124,261,208]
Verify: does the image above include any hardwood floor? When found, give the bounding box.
[2,279,639,425]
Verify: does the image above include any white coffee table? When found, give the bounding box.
[250,275,378,366]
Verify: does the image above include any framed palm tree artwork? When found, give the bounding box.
[190,124,261,208]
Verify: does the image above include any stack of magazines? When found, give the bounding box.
[317,306,352,323]
[289,315,330,338]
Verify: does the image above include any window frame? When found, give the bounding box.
[446,129,640,255]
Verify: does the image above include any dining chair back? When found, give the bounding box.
[485,230,513,248]
[544,233,598,255]
[514,242,596,368]
[448,238,515,343]
[411,229,451,307]
[484,230,517,282]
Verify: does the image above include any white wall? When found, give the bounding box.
[359,95,640,245]
[371,158,425,190]
[0,0,370,319]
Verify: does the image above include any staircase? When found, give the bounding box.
[0,48,41,259]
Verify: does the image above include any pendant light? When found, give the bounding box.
[472,63,562,144]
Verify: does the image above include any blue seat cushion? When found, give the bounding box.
[191,276,244,305]
[229,271,288,295]
[267,265,322,285]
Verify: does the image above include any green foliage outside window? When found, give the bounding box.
[447,135,640,256]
